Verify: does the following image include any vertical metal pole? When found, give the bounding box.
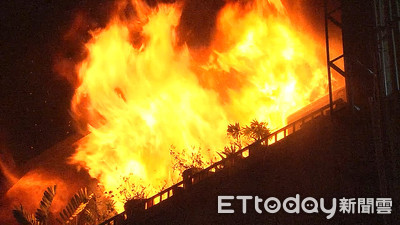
[324,0,334,116]
[372,1,389,224]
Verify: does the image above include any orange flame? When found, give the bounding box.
[69,0,343,212]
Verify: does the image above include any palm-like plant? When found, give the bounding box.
[12,205,39,225]
[219,120,270,160]
[227,122,243,152]
[12,186,96,225]
[218,144,238,159]
[36,185,57,224]
[12,185,57,225]
[242,120,270,141]
[227,123,241,140]
[57,188,94,224]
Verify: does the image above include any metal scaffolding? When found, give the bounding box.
[324,0,346,115]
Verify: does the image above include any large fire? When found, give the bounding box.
[68,0,342,211]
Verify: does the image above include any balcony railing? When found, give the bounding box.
[99,99,346,225]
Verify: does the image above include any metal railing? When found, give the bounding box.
[99,99,346,224]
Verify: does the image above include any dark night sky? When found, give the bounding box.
[1,0,117,166]
[1,0,80,164]
[0,0,326,166]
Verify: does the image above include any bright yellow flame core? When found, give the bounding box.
[70,0,335,212]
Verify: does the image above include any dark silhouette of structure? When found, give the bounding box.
[100,0,399,224]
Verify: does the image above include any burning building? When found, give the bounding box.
[1,0,398,224]
[57,0,346,215]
